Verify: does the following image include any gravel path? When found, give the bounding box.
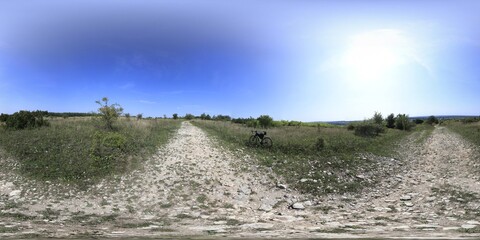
[1,122,479,238]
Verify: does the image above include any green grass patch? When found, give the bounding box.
[196,194,208,204]
[0,118,180,185]
[192,120,411,195]
[459,226,480,233]
[0,225,20,233]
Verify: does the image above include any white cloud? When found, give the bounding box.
[138,100,157,104]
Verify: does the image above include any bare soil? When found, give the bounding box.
[1,122,479,238]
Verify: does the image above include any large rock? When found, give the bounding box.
[241,223,274,230]
[461,224,478,229]
[292,203,305,210]
[238,185,252,195]
[258,204,273,212]
[9,190,21,199]
[400,195,412,201]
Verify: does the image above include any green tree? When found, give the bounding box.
[185,113,194,120]
[257,115,273,128]
[173,113,178,120]
[124,113,131,121]
[0,113,9,122]
[425,115,439,125]
[386,113,395,128]
[372,111,383,125]
[96,97,123,130]
[395,114,413,131]
[136,113,143,120]
[246,119,259,128]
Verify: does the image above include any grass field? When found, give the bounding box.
[192,120,413,195]
[0,117,180,185]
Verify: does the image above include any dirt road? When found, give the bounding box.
[1,122,479,238]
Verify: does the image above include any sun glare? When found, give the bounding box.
[343,29,411,81]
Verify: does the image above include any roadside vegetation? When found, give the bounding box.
[192,112,416,195]
[444,117,480,147]
[0,98,180,186]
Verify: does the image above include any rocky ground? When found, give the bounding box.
[0,122,479,239]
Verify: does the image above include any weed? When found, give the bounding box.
[312,227,349,233]
[100,198,109,206]
[315,205,334,214]
[115,222,153,228]
[38,208,60,220]
[226,219,242,225]
[0,212,36,221]
[0,225,20,233]
[176,213,196,219]
[458,226,480,233]
[196,194,208,204]
[160,203,173,209]
[150,228,176,232]
[223,203,234,209]
[126,205,136,213]
[374,216,393,221]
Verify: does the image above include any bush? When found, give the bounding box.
[96,97,123,130]
[213,115,231,121]
[425,115,439,125]
[354,122,384,137]
[257,115,273,128]
[346,123,355,131]
[173,113,178,120]
[136,113,143,120]
[200,113,213,120]
[315,137,326,151]
[386,113,395,128]
[5,110,49,130]
[395,114,413,131]
[90,131,127,172]
[461,117,480,124]
[414,119,424,124]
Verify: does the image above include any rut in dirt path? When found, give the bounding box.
[343,125,480,231]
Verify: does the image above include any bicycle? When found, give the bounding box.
[249,130,273,148]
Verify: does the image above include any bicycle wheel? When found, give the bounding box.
[249,135,260,146]
[261,137,273,148]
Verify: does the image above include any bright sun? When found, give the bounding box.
[343,29,411,81]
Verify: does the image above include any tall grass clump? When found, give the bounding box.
[192,119,410,195]
[0,117,180,185]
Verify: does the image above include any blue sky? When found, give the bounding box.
[0,0,479,121]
